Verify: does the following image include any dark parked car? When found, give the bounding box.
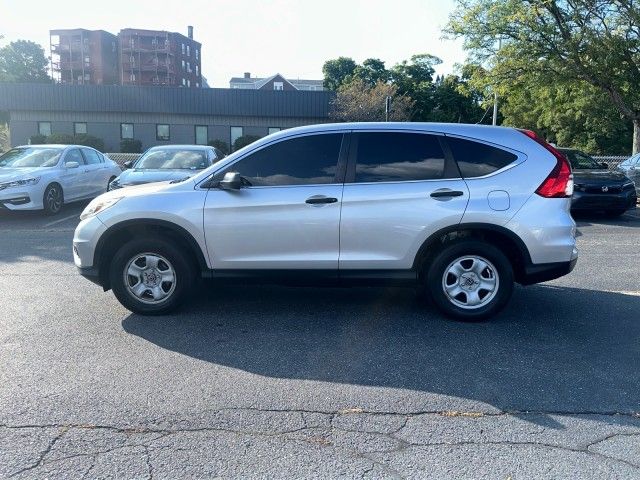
[558,148,637,217]
[108,145,225,190]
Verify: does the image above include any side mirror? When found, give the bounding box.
[219,172,243,190]
[123,160,133,169]
[599,161,609,169]
[65,161,79,169]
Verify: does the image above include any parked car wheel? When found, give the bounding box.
[43,183,63,216]
[110,238,195,315]
[425,240,514,321]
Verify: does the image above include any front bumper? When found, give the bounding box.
[76,266,102,286]
[571,189,637,211]
[0,187,42,210]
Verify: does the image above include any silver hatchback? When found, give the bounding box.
[73,123,578,321]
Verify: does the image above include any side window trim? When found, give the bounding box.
[200,131,349,189]
[344,130,458,185]
[442,133,526,179]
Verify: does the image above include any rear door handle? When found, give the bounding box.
[305,196,338,204]
[430,190,464,198]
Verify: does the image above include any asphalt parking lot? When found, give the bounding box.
[1,204,639,479]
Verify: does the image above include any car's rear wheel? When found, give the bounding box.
[110,238,195,315]
[424,240,513,321]
[43,184,63,216]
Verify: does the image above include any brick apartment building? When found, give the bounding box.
[50,29,119,85]
[50,26,201,88]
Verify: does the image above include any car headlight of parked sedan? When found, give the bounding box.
[0,176,41,190]
[80,196,123,220]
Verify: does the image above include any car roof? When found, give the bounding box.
[14,144,94,149]
[147,145,212,150]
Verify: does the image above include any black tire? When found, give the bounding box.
[424,240,514,321]
[42,183,64,216]
[110,237,196,315]
[605,209,627,217]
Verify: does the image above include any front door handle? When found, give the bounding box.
[430,190,464,198]
[305,196,338,204]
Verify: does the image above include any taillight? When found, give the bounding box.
[519,129,573,198]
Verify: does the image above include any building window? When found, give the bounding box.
[181,43,185,55]
[195,125,208,145]
[121,123,134,139]
[129,73,136,82]
[195,49,199,60]
[196,82,200,88]
[156,124,170,141]
[268,127,281,135]
[187,79,191,87]
[273,81,284,91]
[38,122,52,137]
[230,126,243,149]
[182,78,186,86]
[74,122,87,135]
[181,60,186,71]
[187,62,191,73]
[195,65,199,76]
[187,45,190,56]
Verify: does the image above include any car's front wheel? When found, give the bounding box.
[424,240,514,321]
[42,183,64,216]
[110,238,196,315]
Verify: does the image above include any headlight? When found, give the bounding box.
[80,196,123,220]
[0,176,41,190]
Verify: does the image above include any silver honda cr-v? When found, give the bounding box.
[73,123,578,321]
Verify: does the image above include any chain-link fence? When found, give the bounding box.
[105,153,142,167]
[591,155,629,170]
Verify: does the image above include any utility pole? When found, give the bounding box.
[492,37,502,126]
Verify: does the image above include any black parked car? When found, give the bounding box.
[108,145,225,191]
[558,148,637,217]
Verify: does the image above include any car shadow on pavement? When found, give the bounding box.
[122,283,640,428]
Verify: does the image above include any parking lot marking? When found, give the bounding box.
[44,213,79,228]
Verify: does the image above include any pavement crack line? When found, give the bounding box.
[7,426,68,478]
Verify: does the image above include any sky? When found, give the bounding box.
[0,0,467,87]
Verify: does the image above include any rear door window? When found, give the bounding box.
[353,132,446,183]
[447,137,518,178]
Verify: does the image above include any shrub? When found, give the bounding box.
[73,134,105,152]
[120,138,142,153]
[29,134,47,145]
[233,135,261,152]
[45,133,75,144]
[207,139,229,155]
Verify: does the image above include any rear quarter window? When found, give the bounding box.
[447,137,518,178]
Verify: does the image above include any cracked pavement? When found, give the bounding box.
[1,205,639,479]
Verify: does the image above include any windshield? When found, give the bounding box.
[135,149,209,170]
[0,147,63,168]
[562,150,602,169]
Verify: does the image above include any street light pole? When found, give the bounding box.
[492,37,502,126]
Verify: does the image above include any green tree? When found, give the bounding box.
[208,139,229,155]
[322,57,357,90]
[120,138,142,153]
[430,74,487,124]
[329,79,414,122]
[447,0,640,153]
[0,40,50,83]
[390,54,441,121]
[352,58,390,87]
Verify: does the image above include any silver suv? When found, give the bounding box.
[73,123,578,321]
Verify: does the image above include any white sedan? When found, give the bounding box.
[0,144,122,215]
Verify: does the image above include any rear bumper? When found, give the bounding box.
[520,257,577,285]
